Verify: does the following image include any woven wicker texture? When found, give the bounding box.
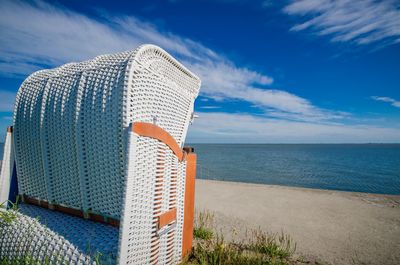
[8,44,200,264]
[0,203,118,264]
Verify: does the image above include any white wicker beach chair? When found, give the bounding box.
[0,44,200,264]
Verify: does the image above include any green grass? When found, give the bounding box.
[194,226,214,241]
[186,210,305,265]
[193,210,214,240]
[0,198,19,225]
[247,230,296,260]
[186,230,297,265]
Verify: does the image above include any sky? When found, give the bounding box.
[0,0,399,143]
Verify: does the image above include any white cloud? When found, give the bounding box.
[200,106,221,109]
[0,0,220,75]
[190,60,347,122]
[187,112,400,143]
[0,1,398,143]
[283,0,400,47]
[0,0,346,122]
[0,90,16,112]
[371,96,400,108]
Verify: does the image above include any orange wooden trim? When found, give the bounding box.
[132,122,184,161]
[21,194,120,228]
[23,194,40,205]
[182,151,197,258]
[54,204,84,218]
[157,208,177,230]
[108,217,121,228]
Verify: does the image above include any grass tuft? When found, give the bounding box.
[247,229,296,259]
[194,226,214,241]
[185,210,300,265]
[193,210,214,240]
[0,197,19,225]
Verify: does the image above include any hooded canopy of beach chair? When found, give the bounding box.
[0,44,200,264]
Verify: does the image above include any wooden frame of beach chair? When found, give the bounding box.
[0,44,200,265]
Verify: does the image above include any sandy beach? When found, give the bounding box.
[195,179,400,265]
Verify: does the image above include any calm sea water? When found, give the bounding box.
[191,144,400,195]
[1,143,399,195]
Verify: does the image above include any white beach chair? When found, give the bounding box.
[0,44,200,264]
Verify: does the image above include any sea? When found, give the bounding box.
[191,144,400,195]
[1,143,399,195]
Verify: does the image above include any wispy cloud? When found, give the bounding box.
[0,0,346,123]
[190,61,347,122]
[283,0,400,47]
[0,0,216,75]
[188,112,400,143]
[371,96,400,108]
[200,106,221,109]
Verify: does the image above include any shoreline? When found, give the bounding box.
[195,179,400,265]
[197,177,400,197]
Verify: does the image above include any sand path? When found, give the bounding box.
[195,179,400,265]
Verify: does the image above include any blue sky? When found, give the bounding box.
[0,0,399,143]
